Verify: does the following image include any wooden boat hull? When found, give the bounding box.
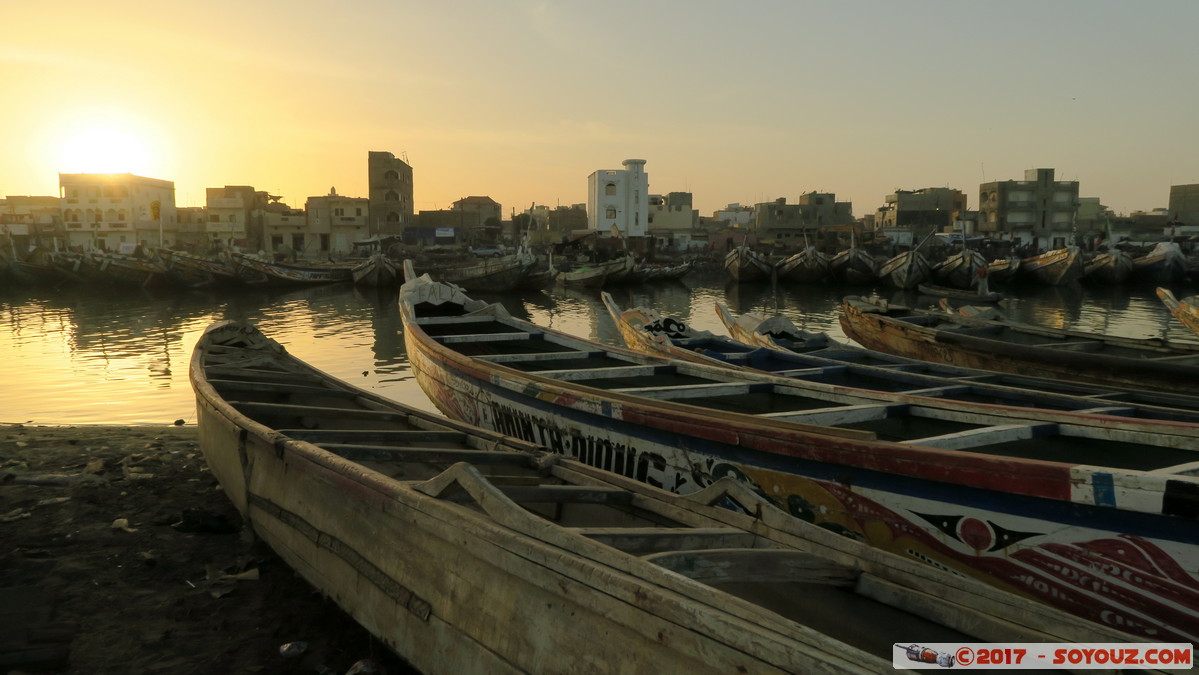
[1019,247,1084,286]
[723,247,774,284]
[193,321,1148,672]
[1158,287,1199,337]
[351,253,398,287]
[400,267,1199,643]
[430,253,536,292]
[775,248,830,284]
[933,250,988,289]
[840,296,1199,396]
[231,253,353,285]
[986,256,1021,283]
[555,255,632,288]
[1133,243,1188,285]
[917,283,1003,303]
[1083,250,1134,285]
[161,250,241,289]
[878,251,931,290]
[829,248,877,285]
[93,253,172,289]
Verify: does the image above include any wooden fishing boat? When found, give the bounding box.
[722,246,774,284]
[190,321,1153,673]
[7,249,74,287]
[554,255,634,289]
[917,283,1003,303]
[828,247,877,285]
[160,249,241,289]
[840,295,1199,396]
[931,249,987,289]
[351,252,398,287]
[719,301,1199,417]
[426,251,538,292]
[400,262,1199,643]
[986,255,1021,283]
[1018,246,1084,286]
[1132,242,1188,285]
[92,252,172,289]
[1082,250,1134,285]
[1158,287,1199,338]
[775,247,830,284]
[230,252,353,286]
[877,250,930,290]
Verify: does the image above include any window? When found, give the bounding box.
[386,212,399,222]
[229,214,237,223]
[385,190,398,201]
[605,207,616,219]
[384,170,399,180]
[334,208,344,217]
[355,208,362,216]
[605,183,616,196]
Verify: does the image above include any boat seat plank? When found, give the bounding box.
[442,484,635,505]
[317,444,535,465]
[277,429,468,444]
[232,401,411,421]
[413,315,501,326]
[535,365,661,381]
[1150,460,1199,476]
[435,332,536,344]
[889,385,972,397]
[611,383,756,399]
[569,527,758,554]
[901,423,1057,450]
[209,379,357,397]
[204,366,325,384]
[475,351,601,364]
[1074,406,1138,416]
[643,549,860,586]
[758,404,899,426]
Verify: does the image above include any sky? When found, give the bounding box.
[3,0,1197,218]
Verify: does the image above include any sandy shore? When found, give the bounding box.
[1,424,414,675]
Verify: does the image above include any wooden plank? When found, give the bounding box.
[568,527,757,554]
[536,365,660,381]
[442,484,634,505]
[204,366,325,384]
[232,401,412,421]
[436,332,535,344]
[279,429,468,444]
[319,445,535,465]
[611,382,755,399]
[758,404,898,426]
[476,350,600,363]
[1030,341,1104,351]
[645,549,859,586]
[209,379,357,397]
[901,423,1057,450]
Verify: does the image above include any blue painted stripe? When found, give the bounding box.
[1092,472,1116,507]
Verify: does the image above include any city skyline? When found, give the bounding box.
[4,1,1197,217]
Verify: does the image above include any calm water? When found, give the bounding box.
[1,271,1196,425]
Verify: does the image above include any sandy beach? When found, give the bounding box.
[1,424,413,675]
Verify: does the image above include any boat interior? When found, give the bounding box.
[405,307,1199,476]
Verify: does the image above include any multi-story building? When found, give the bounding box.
[747,192,855,252]
[174,206,209,250]
[306,187,369,255]
[1169,184,1199,232]
[204,186,257,251]
[59,173,177,251]
[874,187,966,246]
[978,168,1079,250]
[647,192,699,253]
[1,195,62,252]
[587,159,649,237]
[795,192,854,229]
[368,151,414,237]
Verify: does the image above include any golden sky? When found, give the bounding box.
[3,0,1197,217]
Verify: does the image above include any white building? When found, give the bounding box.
[587,159,649,237]
[59,173,177,251]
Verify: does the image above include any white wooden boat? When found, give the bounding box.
[1019,246,1084,286]
[189,320,1161,673]
[723,246,774,284]
[775,247,830,284]
[351,252,398,287]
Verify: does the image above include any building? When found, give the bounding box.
[795,192,854,229]
[368,151,414,237]
[647,192,698,253]
[746,192,855,252]
[306,187,369,255]
[204,186,258,251]
[978,168,1079,250]
[59,173,177,251]
[587,159,649,237]
[877,187,968,243]
[1,195,62,252]
[1169,184,1199,231]
[174,206,209,250]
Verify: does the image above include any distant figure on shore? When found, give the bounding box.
[976,264,990,295]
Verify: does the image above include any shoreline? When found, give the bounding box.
[1,424,413,674]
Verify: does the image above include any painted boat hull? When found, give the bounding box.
[1133,243,1187,285]
[878,251,931,290]
[1158,287,1199,338]
[351,253,398,287]
[933,250,988,289]
[1083,250,1135,285]
[1020,247,1084,286]
[829,248,878,285]
[231,253,353,285]
[723,247,774,284]
[400,270,1199,644]
[776,248,830,284]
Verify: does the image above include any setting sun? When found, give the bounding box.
[58,125,153,175]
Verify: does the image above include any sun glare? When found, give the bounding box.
[58,126,153,175]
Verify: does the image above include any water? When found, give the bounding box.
[1,272,1196,425]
